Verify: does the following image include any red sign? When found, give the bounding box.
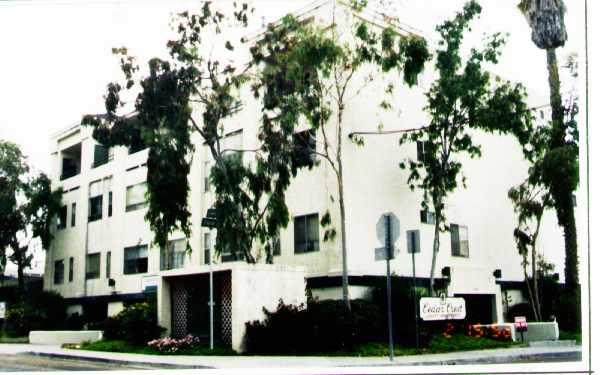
[514,316,528,331]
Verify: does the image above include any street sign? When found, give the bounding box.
[515,316,528,332]
[202,217,217,228]
[206,208,217,218]
[419,296,466,321]
[376,213,400,247]
[0,302,5,319]
[375,246,398,261]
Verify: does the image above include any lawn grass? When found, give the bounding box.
[74,334,518,357]
[355,334,518,357]
[76,340,237,356]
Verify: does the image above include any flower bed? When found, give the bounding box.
[148,335,200,354]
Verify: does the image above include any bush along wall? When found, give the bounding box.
[244,298,385,354]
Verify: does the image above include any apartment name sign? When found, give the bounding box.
[419,296,466,321]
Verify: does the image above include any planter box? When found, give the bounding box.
[29,330,103,345]
[479,322,559,342]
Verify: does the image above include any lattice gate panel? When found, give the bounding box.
[171,282,188,338]
[219,273,232,346]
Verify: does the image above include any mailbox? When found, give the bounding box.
[514,316,528,332]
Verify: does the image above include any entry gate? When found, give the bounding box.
[170,271,232,346]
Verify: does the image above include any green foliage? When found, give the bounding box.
[2,291,68,336]
[113,302,165,345]
[0,141,63,295]
[396,1,532,294]
[79,339,237,356]
[244,298,384,354]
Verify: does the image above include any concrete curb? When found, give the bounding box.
[20,352,213,370]
[17,347,583,369]
[390,350,582,366]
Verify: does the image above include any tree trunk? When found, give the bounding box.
[336,107,350,311]
[523,262,541,321]
[15,246,25,302]
[531,218,543,320]
[545,48,580,324]
[429,206,441,296]
[338,174,350,310]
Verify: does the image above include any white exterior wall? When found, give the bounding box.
[44,0,577,326]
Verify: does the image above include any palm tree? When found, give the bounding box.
[518,0,579,328]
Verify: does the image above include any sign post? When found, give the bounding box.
[375,213,400,362]
[202,208,218,350]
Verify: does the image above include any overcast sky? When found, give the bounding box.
[0,0,589,274]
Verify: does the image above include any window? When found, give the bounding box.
[406,230,421,254]
[420,210,435,225]
[128,128,147,154]
[126,183,148,212]
[108,191,113,217]
[292,129,317,168]
[88,180,103,222]
[123,245,148,274]
[450,224,469,257]
[204,161,211,192]
[71,202,76,227]
[272,235,281,256]
[204,233,211,265]
[161,239,186,271]
[417,141,424,162]
[92,144,110,168]
[54,260,64,284]
[294,214,319,253]
[57,205,67,230]
[88,196,103,222]
[60,143,82,180]
[68,257,74,282]
[86,253,101,279]
[106,251,111,278]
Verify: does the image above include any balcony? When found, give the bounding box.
[60,143,82,181]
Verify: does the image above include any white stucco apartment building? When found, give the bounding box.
[43,0,577,349]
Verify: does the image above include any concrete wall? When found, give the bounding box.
[29,331,103,345]
[230,264,306,352]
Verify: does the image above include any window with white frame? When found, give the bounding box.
[126,182,148,212]
[54,260,64,284]
[294,214,319,253]
[86,253,101,279]
[123,245,148,274]
[161,239,186,270]
[450,224,469,257]
[88,180,103,222]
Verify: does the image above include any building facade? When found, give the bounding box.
[43,0,575,345]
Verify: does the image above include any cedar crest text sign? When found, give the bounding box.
[419,296,466,321]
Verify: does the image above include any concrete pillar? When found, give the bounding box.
[107,301,124,317]
[157,277,172,336]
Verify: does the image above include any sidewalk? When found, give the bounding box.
[0,343,582,369]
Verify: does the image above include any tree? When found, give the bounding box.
[0,141,63,298]
[397,1,532,296]
[82,3,317,264]
[509,181,551,321]
[251,2,429,308]
[518,0,579,328]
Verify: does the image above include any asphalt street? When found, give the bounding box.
[0,354,160,372]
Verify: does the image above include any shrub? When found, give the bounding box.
[244,298,385,354]
[556,291,581,332]
[116,302,165,345]
[148,335,200,353]
[100,316,124,341]
[3,291,68,336]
